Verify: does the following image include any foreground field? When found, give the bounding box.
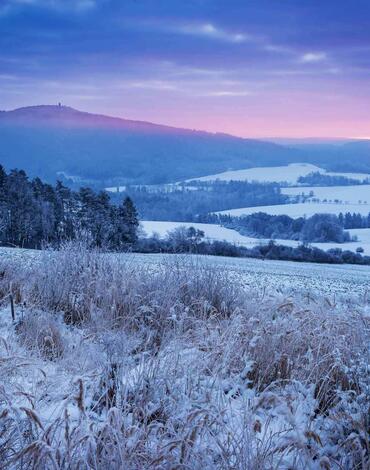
[3,247,370,297]
[0,246,369,469]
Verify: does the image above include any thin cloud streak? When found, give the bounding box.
[176,22,249,43]
[204,90,254,97]
[300,52,327,63]
[125,80,179,91]
[0,0,97,14]
[130,19,254,44]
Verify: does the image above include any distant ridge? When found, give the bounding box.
[2,105,370,142]
[0,104,263,140]
[0,105,369,186]
[0,104,303,185]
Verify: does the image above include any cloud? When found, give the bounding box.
[133,20,252,44]
[0,74,18,80]
[204,90,253,97]
[177,22,249,43]
[270,68,337,76]
[264,44,292,54]
[300,52,327,63]
[0,0,97,14]
[125,80,178,91]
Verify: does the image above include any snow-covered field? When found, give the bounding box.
[131,251,370,298]
[216,201,370,218]
[186,162,370,185]
[2,246,370,297]
[282,184,370,204]
[141,220,370,255]
[141,220,254,245]
[0,245,369,469]
[257,228,370,256]
[349,227,370,244]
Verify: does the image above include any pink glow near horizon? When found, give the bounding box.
[2,2,370,140]
[75,86,370,140]
[6,80,370,140]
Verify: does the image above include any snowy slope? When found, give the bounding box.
[216,202,370,218]
[282,184,370,204]
[186,163,370,184]
[141,220,250,245]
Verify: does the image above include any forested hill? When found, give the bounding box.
[0,166,139,249]
[0,105,302,185]
[2,105,369,187]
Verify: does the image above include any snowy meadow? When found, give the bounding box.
[186,163,370,185]
[0,244,369,469]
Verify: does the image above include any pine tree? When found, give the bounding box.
[114,196,139,247]
[122,196,139,244]
[94,191,112,247]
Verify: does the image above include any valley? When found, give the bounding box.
[2,2,370,468]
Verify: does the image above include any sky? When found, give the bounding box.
[1,0,370,138]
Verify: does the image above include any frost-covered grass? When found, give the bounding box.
[0,243,369,469]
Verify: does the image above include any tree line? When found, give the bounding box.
[110,180,287,221]
[202,212,360,243]
[138,229,370,266]
[0,166,139,249]
[297,171,369,186]
[233,212,351,243]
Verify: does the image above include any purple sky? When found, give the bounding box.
[1,0,370,138]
